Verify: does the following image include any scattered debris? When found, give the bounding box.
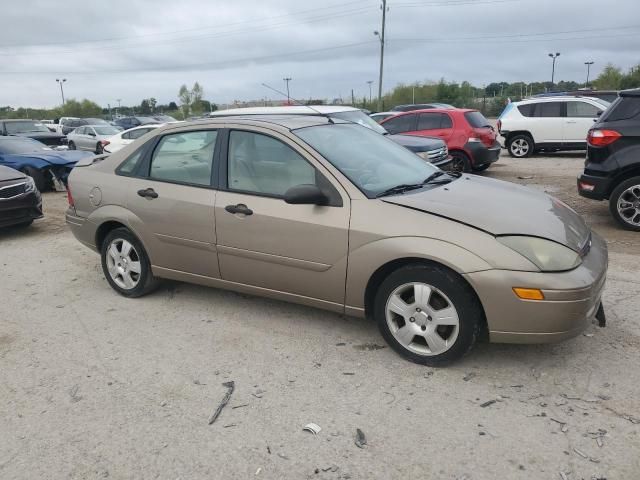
[561,393,599,402]
[321,465,339,472]
[383,392,396,405]
[559,472,569,480]
[267,446,271,454]
[353,343,386,351]
[68,385,82,403]
[342,372,356,376]
[303,423,322,435]
[355,428,367,448]
[223,423,237,428]
[335,342,346,346]
[208,381,235,425]
[510,384,524,388]
[255,467,262,475]
[517,175,534,180]
[480,399,497,408]
[596,437,604,448]
[277,453,289,460]
[583,333,595,337]
[232,404,249,409]
[463,372,476,382]
[573,447,588,459]
[252,389,266,399]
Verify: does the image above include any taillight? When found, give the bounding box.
[67,185,75,207]
[588,129,621,147]
[472,128,495,148]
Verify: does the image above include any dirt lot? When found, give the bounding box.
[1,151,639,480]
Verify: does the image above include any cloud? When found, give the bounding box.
[0,0,638,107]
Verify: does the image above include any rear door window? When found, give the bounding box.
[534,102,562,117]
[566,101,601,118]
[383,114,417,134]
[417,113,443,130]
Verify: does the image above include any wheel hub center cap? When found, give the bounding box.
[415,310,431,326]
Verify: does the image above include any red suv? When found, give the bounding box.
[380,108,501,172]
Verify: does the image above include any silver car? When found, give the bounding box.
[67,125,123,154]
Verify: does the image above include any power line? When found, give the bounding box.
[0,0,371,49]
[0,40,377,75]
[0,6,375,56]
[391,31,640,44]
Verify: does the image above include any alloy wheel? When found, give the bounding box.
[617,184,640,227]
[105,238,142,290]
[385,282,460,356]
[510,138,530,157]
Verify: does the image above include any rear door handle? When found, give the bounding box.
[225,203,253,216]
[137,188,158,199]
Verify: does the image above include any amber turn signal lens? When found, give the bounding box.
[513,287,545,300]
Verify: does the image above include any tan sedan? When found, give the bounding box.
[66,116,607,365]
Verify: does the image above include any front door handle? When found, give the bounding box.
[225,203,253,216]
[137,188,158,199]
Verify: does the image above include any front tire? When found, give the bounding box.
[68,141,76,150]
[96,143,104,154]
[374,263,482,366]
[507,134,533,158]
[609,176,640,231]
[22,166,47,192]
[101,228,159,297]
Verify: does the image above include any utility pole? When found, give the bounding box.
[351,89,355,106]
[548,52,560,89]
[374,0,387,112]
[585,61,594,88]
[283,77,292,104]
[367,80,373,105]
[55,78,67,105]
[412,86,416,104]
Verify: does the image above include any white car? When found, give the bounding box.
[54,116,79,135]
[497,96,610,158]
[103,124,163,153]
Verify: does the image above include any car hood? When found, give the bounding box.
[384,175,590,252]
[389,134,444,152]
[0,165,26,181]
[0,150,92,167]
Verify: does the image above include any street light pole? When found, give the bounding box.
[585,61,594,87]
[548,52,560,89]
[55,78,67,105]
[283,77,292,104]
[374,0,387,112]
[367,80,373,105]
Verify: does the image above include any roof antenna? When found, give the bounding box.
[261,83,334,124]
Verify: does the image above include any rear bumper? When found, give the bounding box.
[577,172,615,200]
[463,232,608,344]
[66,208,98,251]
[465,140,501,167]
[0,191,42,227]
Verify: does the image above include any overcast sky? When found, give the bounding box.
[1,0,638,108]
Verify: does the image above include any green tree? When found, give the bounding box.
[178,84,192,117]
[620,64,640,90]
[594,63,623,90]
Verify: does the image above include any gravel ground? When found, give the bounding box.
[1,151,639,480]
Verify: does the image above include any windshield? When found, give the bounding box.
[85,118,108,124]
[5,121,51,134]
[154,115,176,122]
[328,110,388,135]
[94,126,120,135]
[0,138,51,154]
[294,123,439,198]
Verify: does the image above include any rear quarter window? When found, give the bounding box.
[517,104,535,117]
[464,111,490,128]
[602,97,640,122]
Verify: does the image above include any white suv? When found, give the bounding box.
[498,96,609,158]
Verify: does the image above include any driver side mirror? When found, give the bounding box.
[284,184,328,206]
[88,132,96,137]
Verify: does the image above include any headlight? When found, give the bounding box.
[416,151,430,160]
[497,236,581,272]
[23,176,36,193]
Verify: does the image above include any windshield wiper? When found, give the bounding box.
[375,183,425,198]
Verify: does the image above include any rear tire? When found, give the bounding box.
[101,227,160,297]
[22,166,47,192]
[450,151,472,173]
[472,163,491,172]
[374,263,482,366]
[507,134,533,158]
[609,176,640,231]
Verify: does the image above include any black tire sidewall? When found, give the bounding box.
[508,134,533,158]
[68,141,76,150]
[609,176,640,231]
[23,166,46,192]
[451,151,471,173]
[100,228,157,297]
[96,143,103,154]
[373,264,482,366]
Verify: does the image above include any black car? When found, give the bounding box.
[391,103,455,112]
[0,165,42,228]
[0,119,67,147]
[61,118,110,136]
[578,88,640,230]
[114,116,160,130]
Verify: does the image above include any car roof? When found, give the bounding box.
[620,88,640,97]
[391,107,475,115]
[163,115,342,132]
[518,95,603,105]
[209,105,360,117]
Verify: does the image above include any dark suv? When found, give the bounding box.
[578,88,640,230]
[113,116,160,130]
